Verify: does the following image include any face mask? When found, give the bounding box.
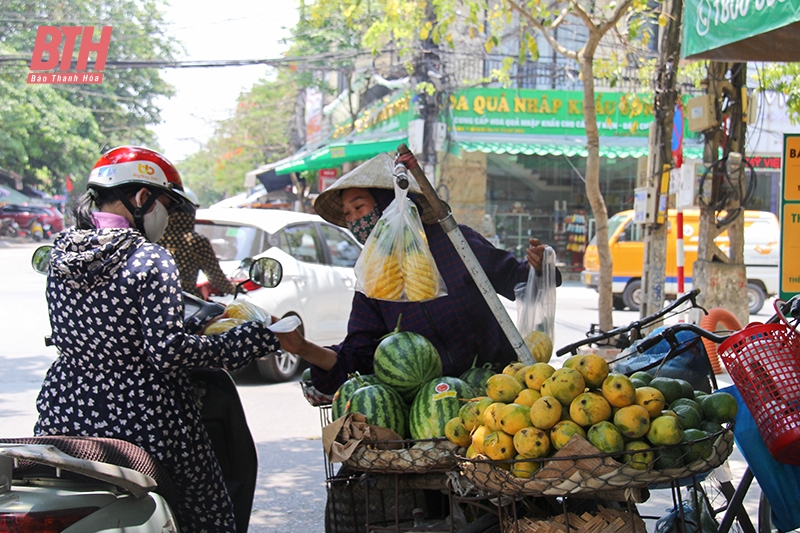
[136,190,170,242]
[346,205,382,244]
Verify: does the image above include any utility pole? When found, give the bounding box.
[691,62,749,326]
[639,0,683,322]
[418,1,442,182]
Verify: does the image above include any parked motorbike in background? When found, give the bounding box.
[14,217,46,241]
[0,218,19,237]
[0,246,284,533]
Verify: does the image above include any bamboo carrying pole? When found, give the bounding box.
[395,144,534,365]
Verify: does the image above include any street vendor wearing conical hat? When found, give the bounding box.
[276,151,562,394]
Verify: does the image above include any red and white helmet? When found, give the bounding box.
[88,146,190,204]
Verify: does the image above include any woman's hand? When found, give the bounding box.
[526,238,546,274]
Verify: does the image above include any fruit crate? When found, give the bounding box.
[457,424,734,499]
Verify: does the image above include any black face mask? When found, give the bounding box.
[346,206,382,244]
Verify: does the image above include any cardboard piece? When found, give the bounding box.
[322,413,403,463]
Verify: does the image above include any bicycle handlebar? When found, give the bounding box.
[555,289,704,357]
[635,323,730,353]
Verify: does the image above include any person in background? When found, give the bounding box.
[274,152,562,395]
[34,146,280,532]
[158,188,237,299]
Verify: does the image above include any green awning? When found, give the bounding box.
[458,141,704,160]
[275,135,407,175]
[682,0,800,61]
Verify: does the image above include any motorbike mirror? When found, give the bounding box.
[248,257,282,288]
[31,245,53,275]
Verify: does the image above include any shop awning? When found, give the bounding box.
[682,0,800,61]
[0,184,32,204]
[275,134,407,175]
[456,136,704,160]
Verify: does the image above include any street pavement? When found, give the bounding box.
[0,239,769,531]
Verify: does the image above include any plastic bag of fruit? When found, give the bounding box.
[203,317,247,335]
[354,179,446,302]
[515,246,557,363]
[224,299,270,322]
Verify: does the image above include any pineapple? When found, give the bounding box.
[403,253,438,300]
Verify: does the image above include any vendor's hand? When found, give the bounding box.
[274,328,306,355]
[396,150,419,170]
[526,238,546,274]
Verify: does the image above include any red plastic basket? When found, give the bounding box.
[718,302,800,465]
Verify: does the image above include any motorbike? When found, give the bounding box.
[0,246,285,533]
[14,217,45,241]
[0,218,20,238]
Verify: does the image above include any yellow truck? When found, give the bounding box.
[581,209,780,314]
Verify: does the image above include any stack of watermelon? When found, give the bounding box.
[333,324,478,440]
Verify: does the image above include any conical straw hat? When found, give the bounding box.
[313,153,442,227]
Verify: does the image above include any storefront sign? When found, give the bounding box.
[448,88,659,137]
[319,168,338,191]
[747,156,782,170]
[333,90,414,140]
[781,134,800,299]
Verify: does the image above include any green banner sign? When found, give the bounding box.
[682,0,800,59]
[448,88,658,137]
[332,89,414,140]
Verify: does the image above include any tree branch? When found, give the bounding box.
[598,0,636,36]
[505,0,577,60]
[566,0,597,30]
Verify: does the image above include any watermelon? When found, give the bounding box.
[374,322,443,403]
[460,363,495,394]
[331,373,383,420]
[347,383,409,438]
[409,377,476,440]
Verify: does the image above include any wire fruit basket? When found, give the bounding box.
[457,425,734,499]
[718,300,800,465]
[343,437,462,474]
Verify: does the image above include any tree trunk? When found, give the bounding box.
[579,52,613,332]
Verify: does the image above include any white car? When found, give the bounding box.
[195,208,362,381]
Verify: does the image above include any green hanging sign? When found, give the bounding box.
[682,0,800,61]
[448,88,659,138]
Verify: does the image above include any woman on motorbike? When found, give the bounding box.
[34,146,279,533]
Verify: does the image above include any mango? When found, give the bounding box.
[524,363,556,391]
[601,373,637,408]
[513,427,551,458]
[613,404,651,438]
[570,391,612,427]
[445,417,472,447]
[486,374,525,403]
[550,420,586,451]
[587,421,625,454]
[575,354,610,389]
[635,386,666,418]
[498,403,533,435]
[484,430,516,461]
[530,395,563,430]
[548,368,586,407]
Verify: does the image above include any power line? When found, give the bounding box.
[0,49,369,70]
